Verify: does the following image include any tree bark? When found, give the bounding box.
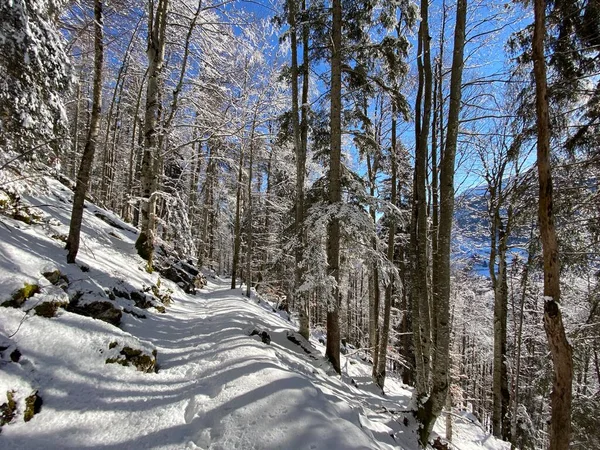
[66,0,103,263]
[374,109,398,390]
[367,152,381,373]
[326,0,342,374]
[411,0,433,400]
[418,0,466,446]
[135,0,169,268]
[231,146,244,289]
[289,0,310,339]
[245,114,257,298]
[532,1,573,448]
[492,207,511,440]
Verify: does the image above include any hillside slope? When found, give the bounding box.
[0,169,508,449]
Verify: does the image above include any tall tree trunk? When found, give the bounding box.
[135,0,169,268]
[532,1,573,448]
[71,73,82,180]
[412,0,433,399]
[123,69,147,223]
[289,0,310,339]
[367,153,381,373]
[245,115,256,298]
[298,0,311,339]
[492,206,511,440]
[418,0,466,446]
[374,108,398,390]
[511,227,535,448]
[66,0,104,263]
[326,0,342,374]
[231,147,244,289]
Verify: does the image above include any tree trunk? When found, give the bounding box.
[492,214,511,440]
[135,0,169,268]
[411,0,433,400]
[326,0,342,374]
[289,0,310,339]
[367,152,381,373]
[532,1,573,448]
[71,73,82,180]
[231,147,244,289]
[298,0,311,338]
[374,109,398,390]
[245,115,256,298]
[65,0,103,263]
[418,0,466,446]
[124,69,147,223]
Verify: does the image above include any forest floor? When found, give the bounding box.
[0,170,509,450]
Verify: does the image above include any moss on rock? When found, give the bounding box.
[0,391,16,427]
[34,302,61,318]
[24,391,42,422]
[2,283,40,308]
[106,346,157,373]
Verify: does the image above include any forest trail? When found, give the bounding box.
[0,175,508,450]
[1,276,399,450]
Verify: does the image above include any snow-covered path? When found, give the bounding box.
[2,278,398,449]
[0,175,510,450]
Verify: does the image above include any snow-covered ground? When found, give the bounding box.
[0,170,509,449]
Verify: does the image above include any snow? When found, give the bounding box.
[0,170,510,450]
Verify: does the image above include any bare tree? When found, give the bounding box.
[66,0,104,263]
[531,0,573,448]
[326,0,342,374]
[135,0,169,268]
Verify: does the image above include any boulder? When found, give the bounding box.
[66,298,122,326]
[155,258,205,294]
[249,328,271,345]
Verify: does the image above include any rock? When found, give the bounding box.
[129,291,157,310]
[112,288,131,300]
[10,349,21,363]
[106,346,157,373]
[286,331,318,359]
[0,391,16,427]
[42,270,61,285]
[24,391,42,422]
[0,343,21,363]
[34,300,65,318]
[432,437,449,450]
[66,299,122,326]
[180,261,199,276]
[249,328,271,345]
[156,258,204,294]
[1,283,40,308]
[41,269,69,288]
